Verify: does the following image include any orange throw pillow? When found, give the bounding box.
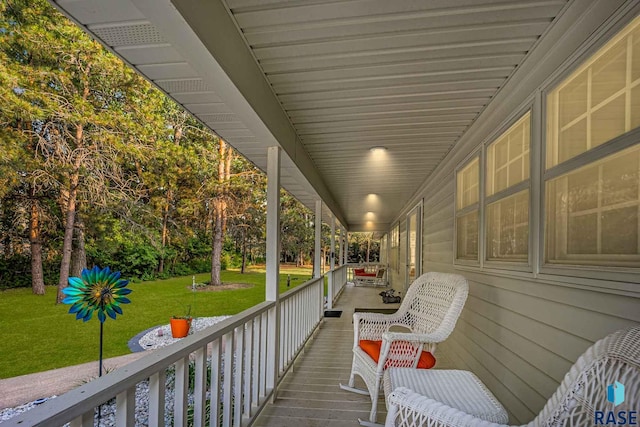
[359,340,436,369]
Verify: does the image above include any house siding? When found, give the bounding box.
[418,169,639,423]
[389,1,640,422]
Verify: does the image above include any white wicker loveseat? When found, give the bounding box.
[340,272,469,424]
[386,325,640,427]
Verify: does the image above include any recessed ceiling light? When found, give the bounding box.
[369,146,387,153]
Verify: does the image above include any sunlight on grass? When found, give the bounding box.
[0,265,313,378]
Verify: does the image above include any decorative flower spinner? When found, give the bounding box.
[62,266,132,323]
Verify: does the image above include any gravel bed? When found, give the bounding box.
[138,316,230,351]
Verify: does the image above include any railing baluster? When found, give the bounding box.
[233,325,244,427]
[210,339,222,427]
[286,299,291,366]
[295,293,300,356]
[174,356,189,427]
[259,311,267,398]
[252,315,261,408]
[222,331,234,427]
[279,301,285,372]
[308,285,312,334]
[244,319,254,417]
[69,410,93,427]
[149,370,166,427]
[115,386,135,426]
[193,346,207,427]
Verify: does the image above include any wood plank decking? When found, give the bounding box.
[255,283,455,427]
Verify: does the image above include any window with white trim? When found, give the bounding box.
[456,157,479,261]
[389,223,400,272]
[545,16,640,268]
[486,113,531,262]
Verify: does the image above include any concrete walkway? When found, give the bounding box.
[0,352,147,410]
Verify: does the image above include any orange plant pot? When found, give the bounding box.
[170,317,192,338]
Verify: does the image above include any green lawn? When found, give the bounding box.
[0,265,314,379]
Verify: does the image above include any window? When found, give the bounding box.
[546,144,639,266]
[485,113,531,262]
[545,16,640,268]
[456,157,479,261]
[380,234,388,264]
[389,223,400,272]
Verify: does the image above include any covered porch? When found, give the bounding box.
[253,284,449,427]
[6,0,640,425]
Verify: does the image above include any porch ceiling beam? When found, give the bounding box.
[134,0,346,227]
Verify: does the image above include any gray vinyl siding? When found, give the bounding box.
[419,169,640,423]
[389,2,640,422]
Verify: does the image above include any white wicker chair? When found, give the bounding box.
[385,325,640,427]
[340,272,469,424]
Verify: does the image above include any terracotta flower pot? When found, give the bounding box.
[170,317,192,338]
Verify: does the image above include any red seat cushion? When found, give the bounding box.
[354,268,377,277]
[359,340,436,369]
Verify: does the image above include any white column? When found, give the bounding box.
[343,229,348,265]
[314,200,322,279]
[337,225,343,267]
[330,217,336,271]
[327,216,335,309]
[265,146,280,398]
[343,226,346,264]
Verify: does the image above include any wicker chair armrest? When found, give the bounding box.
[385,387,508,427]
[354,312,404,324]
[382,331,445,345]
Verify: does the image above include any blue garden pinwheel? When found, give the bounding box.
[62,266,132,323]
[62,266,132,380]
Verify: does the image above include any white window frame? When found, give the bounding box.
[539,14,640,283]
[454,151,482,266]
[451,7,640,286]
[540,128,640,281]
[406,201,423,287]
[483,109,535,272]
[389,222,400,273]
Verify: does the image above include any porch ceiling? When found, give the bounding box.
[51,0,568,231]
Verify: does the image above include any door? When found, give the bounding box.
[406,203,422,289]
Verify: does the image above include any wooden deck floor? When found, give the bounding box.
[254,283,455,427]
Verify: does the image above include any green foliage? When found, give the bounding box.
[0,0,322,296]
[0,267,312,378]
[0,254,59,289]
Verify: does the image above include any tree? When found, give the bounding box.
[280,194,314,266]
[0,0,161,301]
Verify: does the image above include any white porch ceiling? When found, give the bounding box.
[51,0,569,231]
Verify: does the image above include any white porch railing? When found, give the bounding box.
[6,273,342,427]
[327,265,348,309]
[278,276,323,378]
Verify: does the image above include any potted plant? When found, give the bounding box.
[170,305,192,338]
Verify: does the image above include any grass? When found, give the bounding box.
[0,265,314,379]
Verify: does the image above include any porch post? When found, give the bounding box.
[337,225,342,266]
[266,146,280,399]
[343,227,348,265]
[314,200,322,279]
[344,230,349,265]
[327,216,335,309]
